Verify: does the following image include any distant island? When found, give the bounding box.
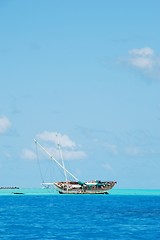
[0,186,20,189]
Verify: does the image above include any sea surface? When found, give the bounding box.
[0,189,160,239]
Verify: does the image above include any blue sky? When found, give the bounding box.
[0,0,160,189]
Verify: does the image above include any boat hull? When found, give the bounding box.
[58,190,109,194]
[54,180,116,194]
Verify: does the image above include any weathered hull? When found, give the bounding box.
[54,181,116,195]
[58,190,109,194]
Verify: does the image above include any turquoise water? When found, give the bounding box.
[0,192,160,239]
[0,188,160,195]
[111,188,160,196]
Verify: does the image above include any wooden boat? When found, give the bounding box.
[54,180,116,194]
[34,139,116,194]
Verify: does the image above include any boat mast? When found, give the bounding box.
[57,134,69,191]
[34,139,79,181]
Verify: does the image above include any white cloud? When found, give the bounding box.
[129,47,154,57]
[35,131,87,160]
[21,149,37,160]
[37,131,76,148]
[128,47,154,70]
[121,47,160,79]
[0,115,11,134]
[130,57,153,70]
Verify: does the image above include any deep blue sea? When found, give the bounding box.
[0,190,160,239]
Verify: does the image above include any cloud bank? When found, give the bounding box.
[22,131,87,161]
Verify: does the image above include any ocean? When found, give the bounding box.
[0,189,160,239]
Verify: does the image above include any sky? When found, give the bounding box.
[0,0,160,189]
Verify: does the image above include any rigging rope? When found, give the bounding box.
[35,141,45,183]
